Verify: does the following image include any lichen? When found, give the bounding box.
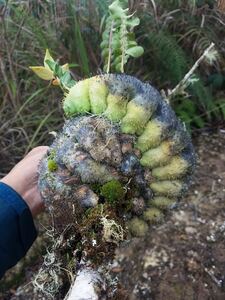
[100,215,124,244]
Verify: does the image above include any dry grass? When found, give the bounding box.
[0,0,103,174]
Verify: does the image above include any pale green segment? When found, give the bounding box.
[128,217,148,237]
[121,98,153,134]
[136,120,163,152]
[143,207,163,223]
[152,156,189,180]
[89,77,108,114]
[150,197,176,209]
[150,180,183,197]
[140,141,174,168]
[63,79,90,116]
[104,93,128,121]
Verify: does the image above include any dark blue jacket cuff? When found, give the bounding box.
[0,182,37,279]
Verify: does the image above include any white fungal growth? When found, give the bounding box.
[65,267,104,300]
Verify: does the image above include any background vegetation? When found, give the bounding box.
[0,0,225,175]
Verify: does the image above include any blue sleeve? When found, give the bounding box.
[0,182,37,279]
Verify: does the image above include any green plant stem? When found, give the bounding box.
[107,20,115,74]
[120,21,126,73]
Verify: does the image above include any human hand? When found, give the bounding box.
[0,146,48,217]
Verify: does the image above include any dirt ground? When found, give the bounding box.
[109,131,225,300]
[0,131,225,300]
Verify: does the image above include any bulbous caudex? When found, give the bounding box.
[39,73,195,237]
[38,74,195,300]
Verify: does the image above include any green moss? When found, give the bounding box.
[67,257,76,270]
[47,159,58,172]
[100,180,125,205]
[84,204,104,218]
[47,149,58,172]
[123,198,133,212]
[90,183,102,194]
[79,203,121,264]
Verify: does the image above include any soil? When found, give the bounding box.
[0,131,225,300]
[110,131,225,300]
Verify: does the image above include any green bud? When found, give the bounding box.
[143,208,163,223]
[150,197,176,210]
[150,180,183,197]
[152,156,189,180]
[128,217,148,237]
[89,77,108,114]
[104,93,128,121]
[63,79,90,117]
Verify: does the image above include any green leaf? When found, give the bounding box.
[101,0,144,73]
[44,49,55,69]
[55,64,63,78]
[29,66,53,80]
[109,0,128,19]
[45,59,57,73]
[61,72,71,85]
[193,116,205,128]
[215,99,225,119]
[68,63,79,68]
[126,17,140,28]
[126,46,144,57]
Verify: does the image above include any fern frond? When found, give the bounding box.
[189,78,215,120]
[143,30,189,85]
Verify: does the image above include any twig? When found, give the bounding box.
[168,42,215,100]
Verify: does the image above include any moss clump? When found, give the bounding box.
[100,180,125,205]
[90,183,102,194]
[47,149,58,172]
[47,159,58,172]
[80,204,121,264]
[84,204,105,221]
